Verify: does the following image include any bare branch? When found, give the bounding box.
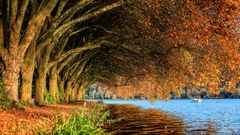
[53,0,125,37]
[114,74,144,87]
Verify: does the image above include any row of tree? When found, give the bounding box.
[102,0,240,100]
[0,0,239,104]
[0,0,131,105]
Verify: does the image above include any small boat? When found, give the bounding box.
[191,96,202,103]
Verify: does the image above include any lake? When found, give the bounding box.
[101,99,240,135]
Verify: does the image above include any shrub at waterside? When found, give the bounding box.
[39,105,113,135]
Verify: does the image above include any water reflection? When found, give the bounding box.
[186,121,219,135]
[105,104,221,135]
[105,104,185,135]
[102,99,240,134]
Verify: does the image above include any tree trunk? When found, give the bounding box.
[64,81,72,103]
[0,0,60,102]
[49,66,59,103]
[35,71,46,105]
[77,85,86,101]
[20,43,35,102]
[2,56,22,101]
[59,79,65,102]
[70,85,78,102]
[20,62,34,102]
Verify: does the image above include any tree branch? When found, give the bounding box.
[53,0,125,37]
[38,0,93,44]
[57,54,84,73]
[113,74,144,87]
[52,27,89,59]
[0,20,8,59]
[10,0,18,25]
[52,0,68,21]
[18,0,58,55]
[48,40,108,70]
[62,61,81,80]
[70,61,88,83]
[92,25,119,35]
[17,0,29,29]
[36,0,58,17]
[29,0,37,16]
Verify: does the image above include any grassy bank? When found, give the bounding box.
[0,102,111,135]
[39,104,111,135]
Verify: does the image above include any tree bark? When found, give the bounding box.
[77,85,86,101]
[0,1,58,102]
[70,86,77,102]
[2,55,22,101]
[35,71,46,105]
[58,78,65,102]
[20,36,36,102]
[49,66,59,103]
[64,81,73,103]
[20,60,34,102]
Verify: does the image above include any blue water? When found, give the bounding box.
[101,99,240,135]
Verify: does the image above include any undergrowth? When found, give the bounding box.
[45,91,55,104]
[38,105,115,135]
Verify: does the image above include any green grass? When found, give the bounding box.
[38,105,113,135]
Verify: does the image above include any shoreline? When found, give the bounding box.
[0,101,184,134]
[0,101,221,135]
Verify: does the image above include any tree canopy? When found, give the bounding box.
[0,0,239,103]
[101,0,240,99]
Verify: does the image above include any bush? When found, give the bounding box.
[39,105,113,135]
[45,91,55,104]
[97,100,104,104]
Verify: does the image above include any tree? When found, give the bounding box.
[0,0,126,103]
[99,0,240,99]
[0,0,238,103]
[0,0,58,101]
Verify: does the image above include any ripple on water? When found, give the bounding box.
[105,104,186,135]
[102,99,240,135]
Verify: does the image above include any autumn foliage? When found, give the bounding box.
[102,0,240,99]
[0,0,239,102]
